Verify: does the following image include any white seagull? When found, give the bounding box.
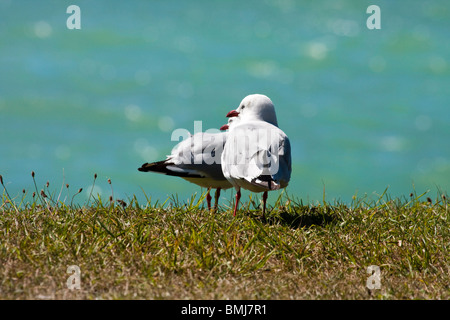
[221,94,291,217]
[138,129,232,211]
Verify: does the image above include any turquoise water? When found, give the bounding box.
[1,1,449,206]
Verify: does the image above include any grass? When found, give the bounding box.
[0,173,449,300]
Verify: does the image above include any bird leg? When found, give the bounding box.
[262,191,268,218]
[206,188,212,211]
[233,189,241,217]
[214,188,221,213]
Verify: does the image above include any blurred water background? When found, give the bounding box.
[1,0,449,207]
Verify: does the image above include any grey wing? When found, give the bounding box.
[226,123,291,190]
[169,132,227,180]
[272,134,291,188]
[244,128,291,190]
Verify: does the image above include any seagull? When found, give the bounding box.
[138,129,233,211]
[221,94,291,217]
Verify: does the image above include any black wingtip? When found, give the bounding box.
[250,175,281,191]
[138,163,149,172]
[137,160,177,175]
[137,160,204,178]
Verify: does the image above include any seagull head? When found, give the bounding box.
[220,115,240,131]
[235,94,278,126]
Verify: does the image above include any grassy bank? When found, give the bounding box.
[0,175,449,299]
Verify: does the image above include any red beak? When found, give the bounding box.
[226,110,239,118]
[220,124,229,131]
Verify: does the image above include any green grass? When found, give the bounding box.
[0,174,449,299]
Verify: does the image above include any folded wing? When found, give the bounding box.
[222,122,291,192]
